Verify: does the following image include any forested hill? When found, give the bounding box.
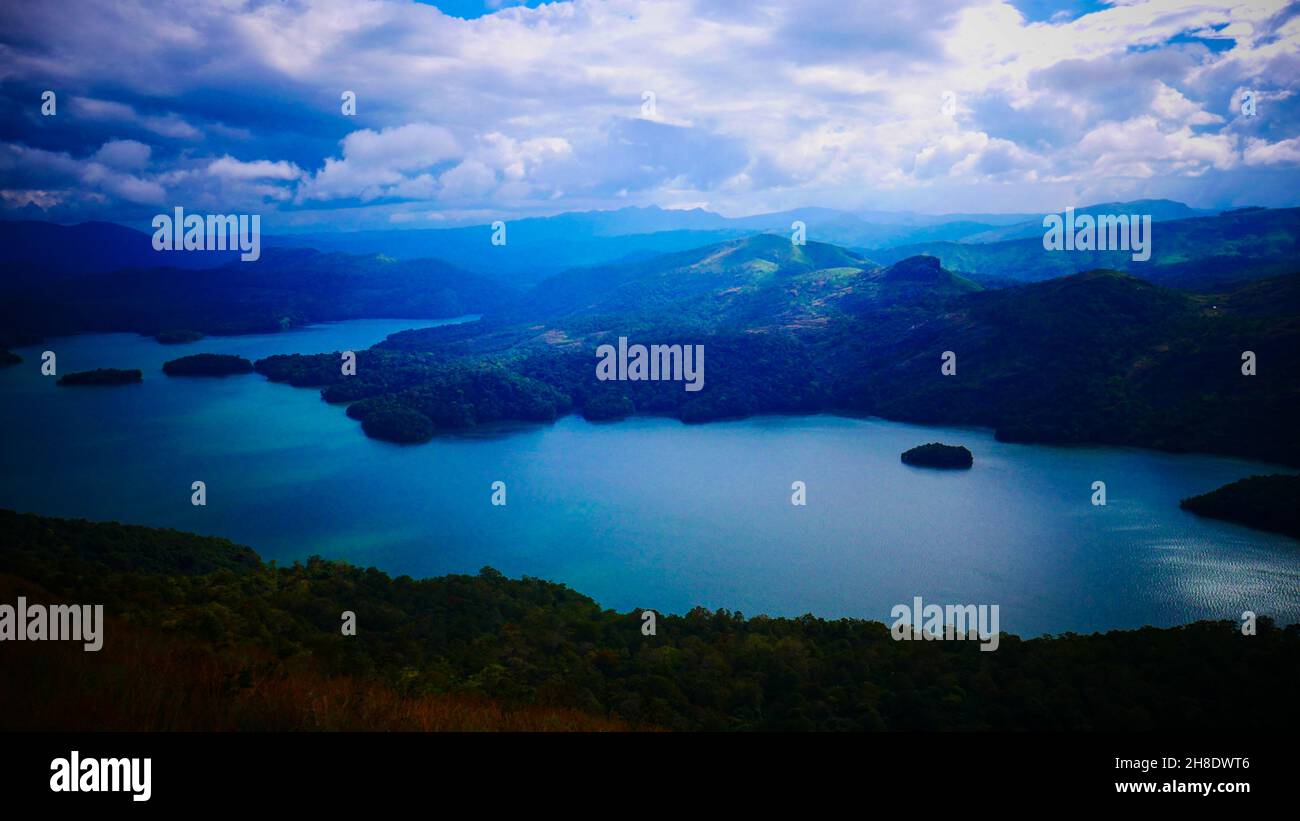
[2,509,1298,732]
[838,269,1300,464]
[513,233,886,325]
[254,231,1300,465]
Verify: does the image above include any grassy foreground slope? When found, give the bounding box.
[2,510,1299,732]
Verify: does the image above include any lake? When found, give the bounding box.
[1,318,1296,636]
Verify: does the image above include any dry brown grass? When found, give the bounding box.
[0,611,632,732]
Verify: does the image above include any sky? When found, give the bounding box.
[0,0,1298,231]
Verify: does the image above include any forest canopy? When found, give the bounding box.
[2,509,1297,732]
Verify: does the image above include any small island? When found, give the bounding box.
[901,442,973,469]
[0,349,20,368]
[1180,475,1300,540]
[163,353,255,377]
[57,368,143,386]
[155,330,206,345]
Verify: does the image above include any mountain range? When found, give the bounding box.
[259,199,1220,283]
[0,198,1235,290]
[254,230,1298,465]
[873,206,1300,291]
[2,202,1296,465]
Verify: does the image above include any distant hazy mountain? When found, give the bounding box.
[0,220,240,284]
[0,247,512,345]
[260,199,1223,283]
[728,208,1005,248]
[953,199,1213,244]
[263,205,1020,277]
[1,198,1231,290]
[4,203,1294,347]
[872,206,1300,291]
[265,216,752,285]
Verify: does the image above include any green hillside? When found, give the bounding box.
[244,233,1299,465]
[2,509,1298,732]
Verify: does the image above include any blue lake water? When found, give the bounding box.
[1,318,1297,636]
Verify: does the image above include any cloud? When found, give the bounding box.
[93,140,152,170]
[0,0,1296,223]
[79,162,166,204]
[1244,135,1300,165]
[207,156,304,181]
[297,123,461,202]
[0,142,165,206]
[71,97,202,140]
[1150,82,1224,127]
[437,159,497,201]
[1077,116,1238,177]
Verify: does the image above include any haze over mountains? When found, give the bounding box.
[257,199,1223,283]
[0,198,1276,291]
[873,206,1300,291]
[2,200,1297,466]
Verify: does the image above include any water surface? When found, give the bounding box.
[1,320,1296,636]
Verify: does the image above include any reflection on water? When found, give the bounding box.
[1,319,1296,636]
